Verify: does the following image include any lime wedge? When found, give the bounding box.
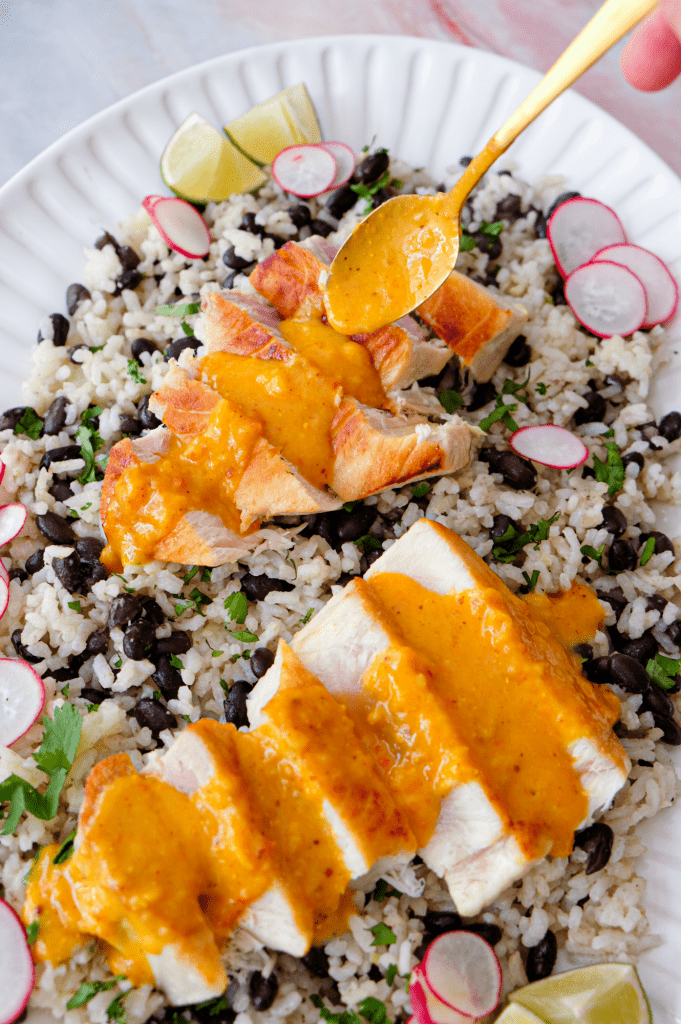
[495,1005,547,1024]
[160,112,267,202]
[509,963,651,1024]
[224,83,321,165]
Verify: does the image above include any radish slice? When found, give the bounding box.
[0,658,45,747]
[0,504,27,547]
[0,898,35,1024]
[271,144,337,198]
[142,195,211,259]
[547,197,627,278]
[592,243,679,328]
[410,967,471,1024]
[421,931,502,1018]
[0,457,5,487]
[317,142,355,190]
[509,424,589,469]
[0,561,8,586]
[0,574,8,621]
[564,261,647,338]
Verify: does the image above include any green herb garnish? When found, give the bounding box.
[593,442,625,497]
[459,231,476,252]
[439,389,464,413]
[522,569,540,592]
[350,169,391,214]
[0,703,82,835]
[53,828,77,865]
[385,965,398,986]
[354,534,382,552]
[76,406,104,484]
[411,481,430,498]
[535,382,548,395]
[373,878,388,902]
[309,993,362,1024]
[646,653,681,691]
[227,629,259,643]
[183,565,200,585]
[66,975,126,1010]
[175,588,212,617]
[14,408,44,439]
[107,991,129,1024]
[26,921,39,945]
[370,922,397,946]
[639,536,656,566]
[492,513,560,564]
[212,650,223,658]
[22,846,41,884]
[298,609,313,626]
[480,219,503,237]
[224,591,248,624]
[169,654,183,670]
[68,600,81,613]
[180,319,195,337]
[127,359,146,385]
[580,543,605,567]
[343,501,358,513]
[479,401,519,432]
[156,302,201,316]
[153,690,163,702]
[357,998,392,1024]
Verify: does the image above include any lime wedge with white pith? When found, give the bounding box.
[224,83,321,165]
[160,112,267,202]
[495,1005,547,1024]
[509,963,651,1024]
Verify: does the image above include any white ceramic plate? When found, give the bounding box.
[2,34,680,1024]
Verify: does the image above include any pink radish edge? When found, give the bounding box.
[0,504,27,548]
[142,195,211,259]
[509,424,589,470]
[0,457,5,487]
[317,141,356,191]
[420,932,502,1017]
[0,574,9,621]
[547,196,627,279]
[0,898,35,1024]
[564,260,647,339]
[271,144,337,198]
[0,658,46,748]
[592,243,679,328]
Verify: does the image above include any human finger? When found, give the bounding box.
[620,6,681,90]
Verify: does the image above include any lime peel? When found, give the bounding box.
[224,82,321,165]
[509,963,652,1024]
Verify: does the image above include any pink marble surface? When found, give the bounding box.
[1,0,680,185]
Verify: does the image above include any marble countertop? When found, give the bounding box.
[1,0,680,188]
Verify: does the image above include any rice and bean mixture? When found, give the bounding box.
[1,150,680,1024]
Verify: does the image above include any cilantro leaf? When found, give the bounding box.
[354,534,382,552]
[593,442,625,497]
[66,976,126,1010]
[535,382,548,395]
[492,513,560,564]
[175,589,213,617]
[212,650,223,658]
[298,609,313,626]
[385,964,398,986]
[68,600,81,613]
[180,319,195,337]
[343,501,359,513]
[26,921,39,944]
[580,543,605,567]
[155,302,201,316]
[309,994,362,1024]
[107,991,129,1023]
[522,569,540,592]
[224,591,248,624]
[127,359,146,384]
[202,568,212,582]
[227,629,259,643]
[183,565,200,585]
[358,998,392,1024]
[411,481,430,498]
[373,878,388,902]
[52,828,77,865]
[194,996,231,1018]
[502,377,530,404]
[480,220,503,237]
[370,922,397,946]
[639,536,656,566]
[76,408,104,485]
[478,401,519,432]
[439,389,464,413]
[459,231,476,252]
[169,654,183,670]
[646,653,681,691]
[14,408,44,439]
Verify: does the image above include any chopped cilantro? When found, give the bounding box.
[385,964,398,986]
[358,998,392,1024]
[522,569,540,592]
[22,846,41,884]
[580,543,605,567]
[169,654,183,670]
[343,501,359,512]
[602,429,615,438]
[14,408,44,439]
[459,231,476,252]
[201,567,212,582]
[212,650,223,658]
[53,828,77,865]
[646,653,681,691]
[544,295,554,304]
[219,679,229,693]
[76,406,104,484]
[66,976,126,1010]
[390,177,403,188]
[439,389,464,413]
[298,609,313,626]
[80,502,92,513]
[175,589,212,617]
[153,690,162,702]
[411,481,430,498]
[194,995,231,1018]
[156,301,201,316]
[289,557,297,576]
[91,345,105,353]
[227,628,259,643]
[183,565,200,585]
[180,319,195,337]
[60,684,69,697]
[373,878,388,902]
[585,358,594,367]
[480,219,503,237]
[114,657,122,668]
[107,991,129,1024]
[354,534,382,552]
[0,703,82,835]
[370,922,397,946]
[502,377,530,403]
[535,382,548,395]
[640,536,656,566]
[593,442,625,497]
[69,509,80,519]
[26,921,39,945]
[224,591,248,624]
[492,512,560,564]
[123,585,136,594]
[68,600,81,613]
[127,359,146,384]
[479,401,519,432]
[309,994,362,1024]
[85,703,100,714]
[350,169,391,214]
[181,714,191,723]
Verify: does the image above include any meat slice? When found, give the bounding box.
[351,315,451,392]
[250,240,326,319]
[416,270,527,382]
[330,397,471,502]
[201,292,291,360]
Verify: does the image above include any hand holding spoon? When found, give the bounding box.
[323,0,658,336]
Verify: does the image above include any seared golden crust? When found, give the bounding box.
[235,438,341,529]
[79,753,136,838]
[202,292,291,360]
[352,317,450,392]
[249,242,325,319]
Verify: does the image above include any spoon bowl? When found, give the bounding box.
[324,0,657,336]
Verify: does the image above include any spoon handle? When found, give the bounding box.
[446,0,658,212]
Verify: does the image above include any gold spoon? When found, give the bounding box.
[324,0,658,336]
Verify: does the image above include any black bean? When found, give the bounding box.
[546,191,581,221]
[9,567,27,583]
[155,631,191,656]
[607,538,637,572]
[86,628,109,657]
[25,549,45,575]
[461,922,503,946]
[140,596,165,626]
[494,451,537,490]
[525,930,558,982]
[222,246,252,271]
[38,313,69,347]
[596,585,627,618]
[46,656,86,683]
[308,218,334,238]
[489,513,520,541]
[108,593,143,629]
[152,655,182,701]
[301,946,329,978]
[39,445,82,470]
[640,684,675,720]
[357,150,389,185]
[288,204,311,228]
[11,628,41,663]
[164,336,202,362]
[239,212,265,236]
[67,344,91,364]
[82,562,108,591]
[654,715,681,744]
[608,652,650,693]
[600,506,627,537]
[79,686,108,705]
[94,230,120,251]
[117,245,141,271]
[263,231,287,249]
[47,479,72,502]
[534,210,548,239]
[250,647,275,679]
[113,268,143,295]
[658,411,681,442]
[222,270,238,289]
[470,231,502,260]
[618,633,658,664]
[0,407,29,431]
[574,391,606,425]
[422,911,463,936]
[36,511,76,545]
[326,184,359,219]
[224,678,253,729]
[639,530,674,556]
[504,335,531,367]
[138,394,161,430]
[467,380,496,411]
[574,822,614,874]
[40,396,70,436]
[123,620,157,661]
[240,572,294,603]
[249,971,278,1012]
[119,415,142,436]
[335,505,377,544]
[53,551,83,593]
[582,655,612,685]
[495,194,523,221]
[371,187,394,208]
[134,697,177,736]
[362,548,383,574]
[667,620,681,646]
[646,594,667,614]
[65,283,91,315]
[130,337,158,363]
[551,278,568,306]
